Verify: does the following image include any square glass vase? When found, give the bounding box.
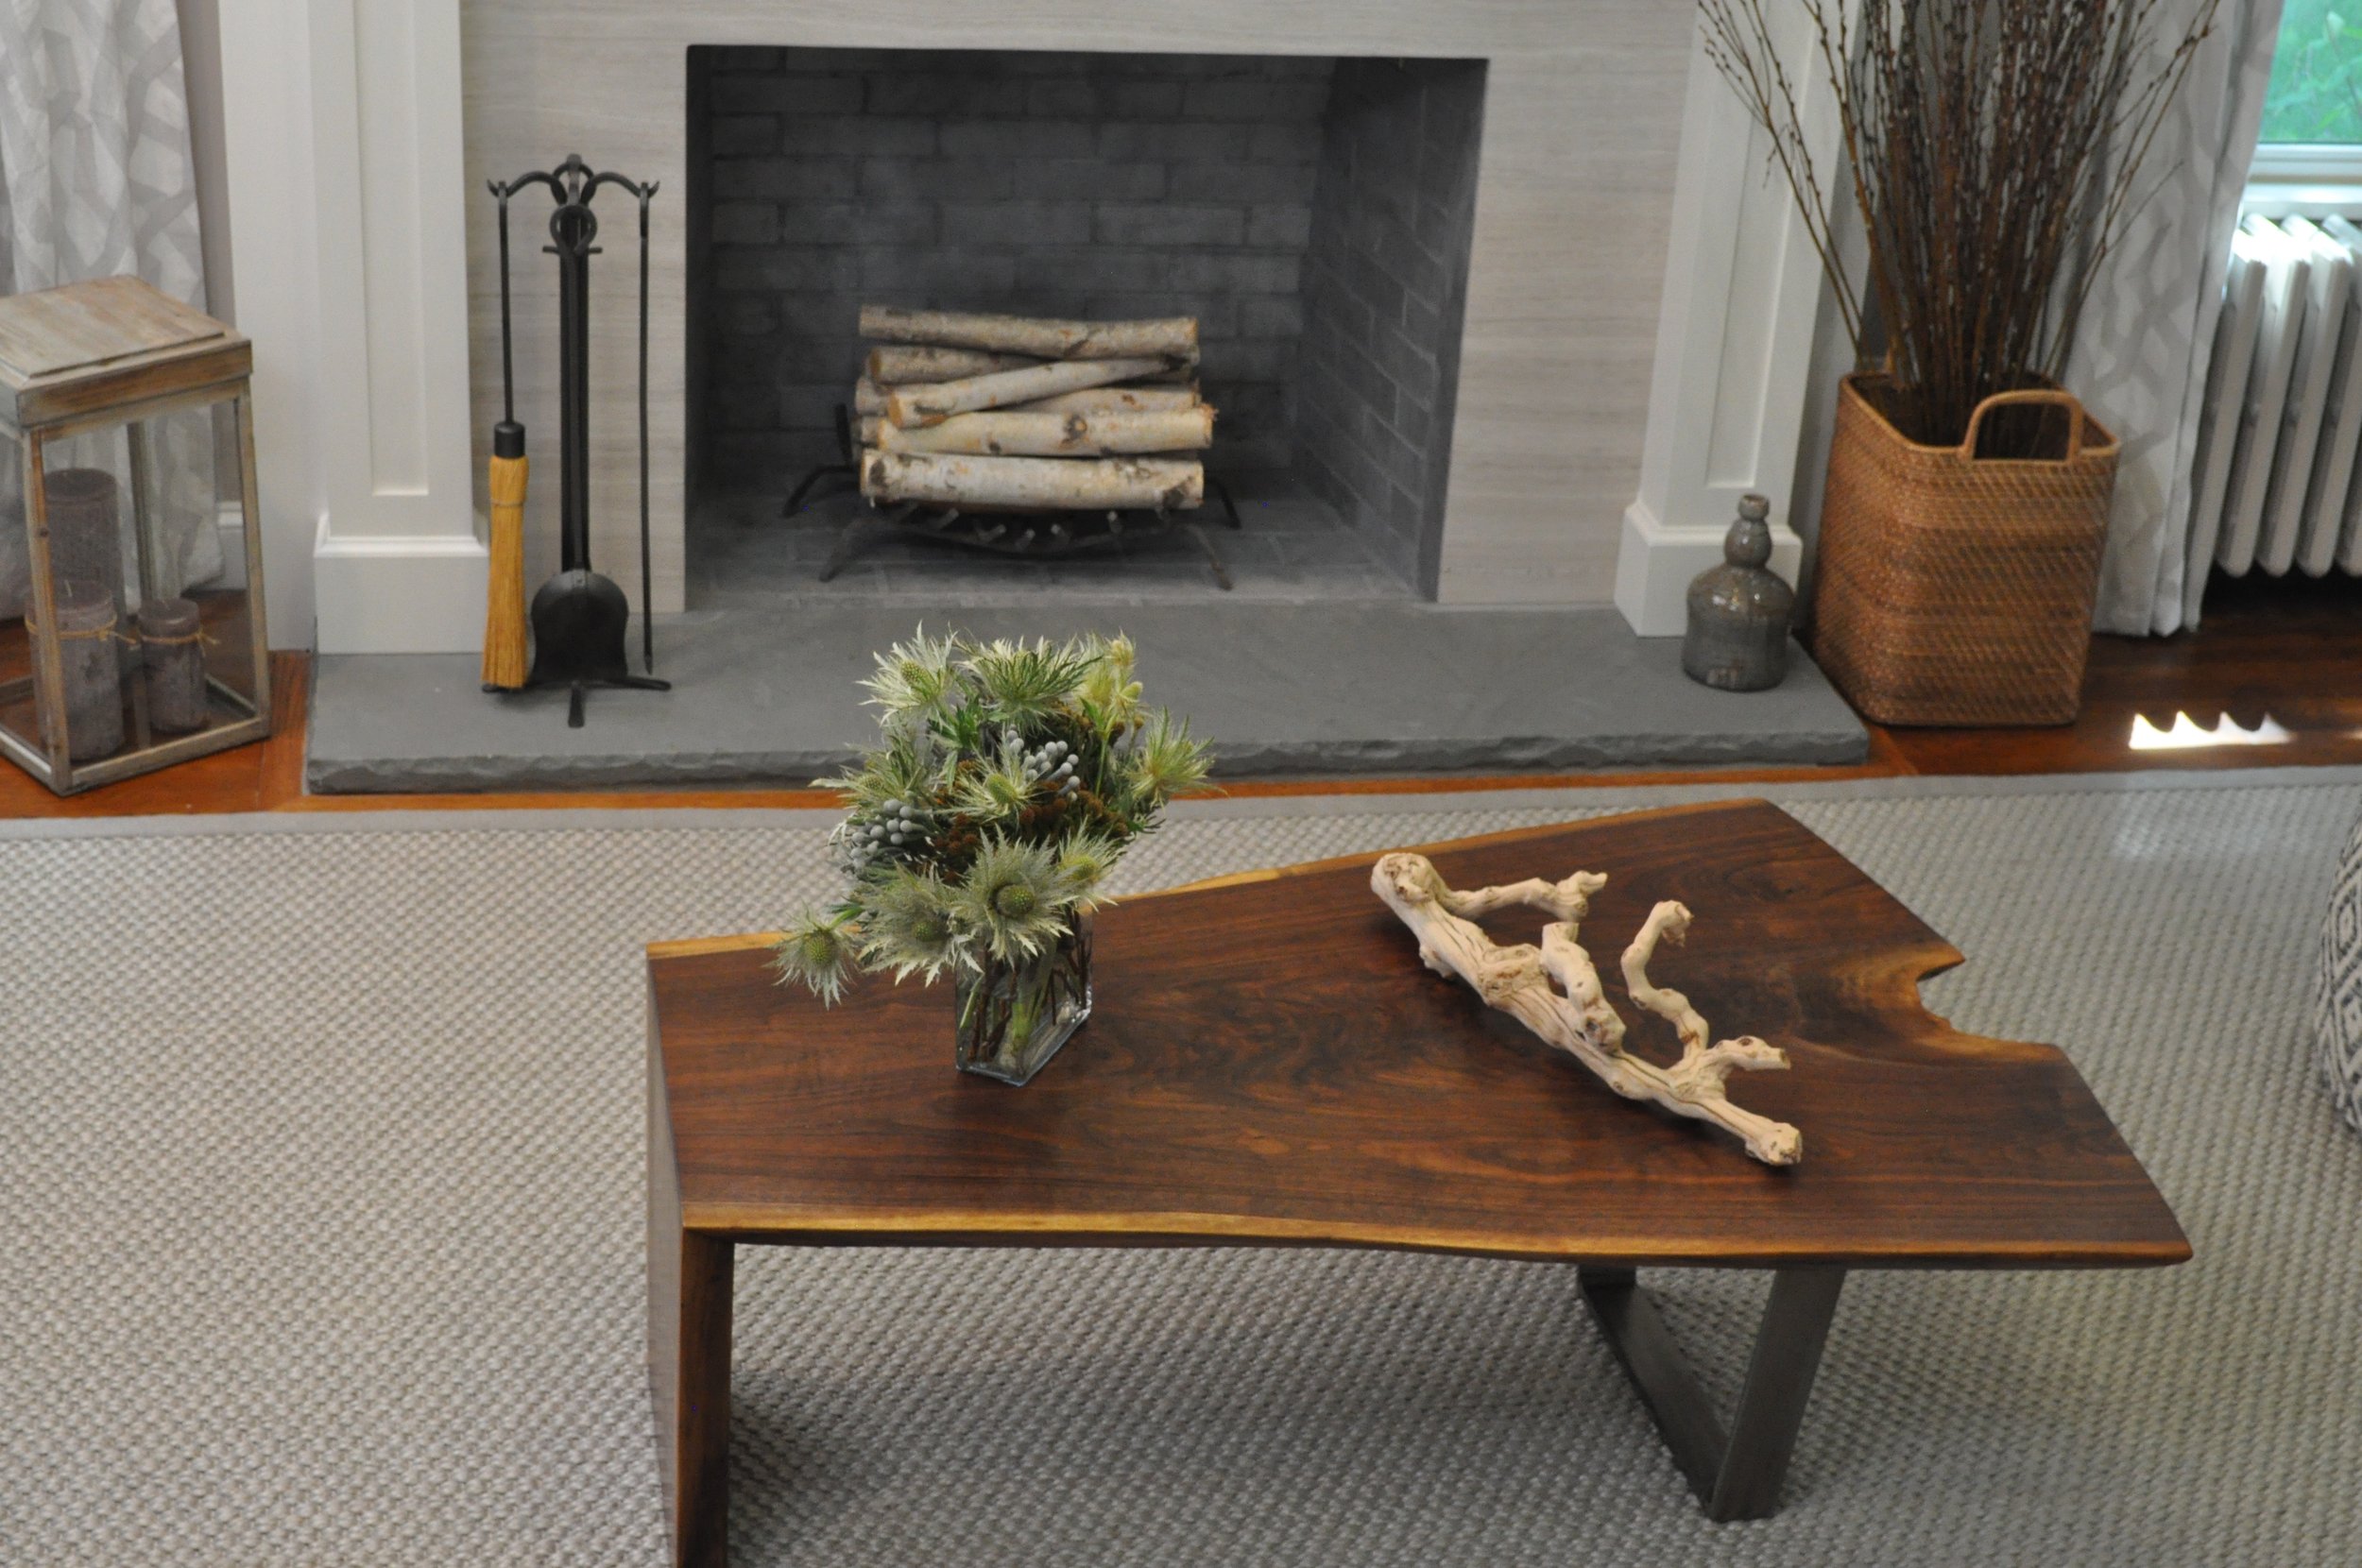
[953,914,1093,1085]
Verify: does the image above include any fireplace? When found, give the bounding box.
[681,47,1484,603]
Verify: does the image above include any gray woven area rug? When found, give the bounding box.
[4,775,2360,1565]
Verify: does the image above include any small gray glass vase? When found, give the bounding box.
[1683,493,1795,692]
[953,913,1094,1084]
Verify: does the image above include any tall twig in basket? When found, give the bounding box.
[1699,0,2219,453]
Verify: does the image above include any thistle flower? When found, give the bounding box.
[857,868,968,983]
[1053,828,1126,912]
[950,730,1040,824]
[1120,709,1212,810]
[950,836,1073,962]
[1076,633,1143,726]
[770,912,858,1005]
[861,627,961,730]
[962,637,1090,726]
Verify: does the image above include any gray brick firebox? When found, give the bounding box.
[685,47,1484,596]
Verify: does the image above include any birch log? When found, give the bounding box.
[867,346,1043,384]
[853,377,886,417]
[1370,852,1803,1166]
[859,305,1198,363]
[862,451,1205,511]
[1007,385,1201,416]
[877,406,1214,457]
[885,357,1170,428]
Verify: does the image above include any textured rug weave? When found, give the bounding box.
[3,780,2359,1565]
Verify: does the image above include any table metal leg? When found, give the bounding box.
[1579,1264,1845,1521]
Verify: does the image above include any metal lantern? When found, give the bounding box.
[0,275,271,794]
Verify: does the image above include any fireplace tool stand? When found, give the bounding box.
[777,407,1246,590]
[488,154,669,727]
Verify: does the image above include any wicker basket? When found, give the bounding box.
[1812,374,2119,727]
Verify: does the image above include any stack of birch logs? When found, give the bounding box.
[853,307,1212,516]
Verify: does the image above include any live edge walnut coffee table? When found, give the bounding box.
[645,800,2187,1566]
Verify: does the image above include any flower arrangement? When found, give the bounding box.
[772,630,1211,1029]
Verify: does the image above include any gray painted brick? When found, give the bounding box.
[710,74,864,117]
[787,200,938,247]
[708,46,780,74]
[719,297,779,335]
[1169,252,1301,295]
[1239,295,1305,337]
[1169,161,1319,205]
[711,249,859,292]
[710,203,781,247]
[1245,205,1312,249]
[943,200,1094,247]
[1096,122,1252,162]
[1035,247,1168,294]
[1247,121,1325,162]
[1094,203,1246,247]
[710,116,779,158]
[864,75,1013,119]
[859,249,1019,300]
[713,158,859,201]
[860,157,1015,201]
[941,119,1096,160]
[789,116,937,157]
[1023,159,1166,201]
[1023,79,1099,118]
[773,297,856,338]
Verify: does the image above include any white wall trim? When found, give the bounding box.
[219,0,482,654]
[1612,17,1827,635]
[312,520,489,655]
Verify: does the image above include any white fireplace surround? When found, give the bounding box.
[217,2,1828,652]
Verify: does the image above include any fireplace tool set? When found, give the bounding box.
[483,154,668,727]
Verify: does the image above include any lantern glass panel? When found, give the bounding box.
[0,398,263,777]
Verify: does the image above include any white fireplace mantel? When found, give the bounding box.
[220,0,1823,652]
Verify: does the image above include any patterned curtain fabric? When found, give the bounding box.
[2075,0,2285,636]
[0,0,218,618]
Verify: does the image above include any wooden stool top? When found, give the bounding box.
[645,799,2190,1272]
[0,274,248,431]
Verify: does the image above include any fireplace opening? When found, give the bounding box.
[682,46,1485,604]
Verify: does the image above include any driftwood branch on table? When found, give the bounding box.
[863,450,1205,511]
[859,305,1199,364]
[1370,852,1803,1166]
[884,357,1173,427]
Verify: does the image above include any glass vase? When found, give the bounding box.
[954,914,1093,1085]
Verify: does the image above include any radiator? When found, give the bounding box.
[2187,213,2362,622]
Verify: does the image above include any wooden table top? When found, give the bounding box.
[646,800,2189,1270]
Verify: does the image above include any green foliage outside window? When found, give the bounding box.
[2264,0,2362,145]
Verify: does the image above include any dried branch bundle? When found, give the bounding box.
[1700,0,2218,451]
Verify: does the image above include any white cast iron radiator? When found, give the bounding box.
[2189,213,2362,622]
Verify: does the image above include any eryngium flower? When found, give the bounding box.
[951,835,1073,962]
[769,913,857,1006]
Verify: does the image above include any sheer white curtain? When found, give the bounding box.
[2075,0,2285,636]
[0,0,218,617]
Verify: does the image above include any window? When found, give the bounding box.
[2255,0,2362,184]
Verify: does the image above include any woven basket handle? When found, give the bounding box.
[1960,388,2086,462]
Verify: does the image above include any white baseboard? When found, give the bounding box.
[1613,501,1804,637]
[313,521,488,655]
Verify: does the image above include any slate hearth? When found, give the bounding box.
[305,605,1868,793]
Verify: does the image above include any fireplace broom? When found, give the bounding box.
[481,180,530,691]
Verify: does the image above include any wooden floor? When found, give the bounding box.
[4,571,2358,820]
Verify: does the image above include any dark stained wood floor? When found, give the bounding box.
[2,569,2357,819]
